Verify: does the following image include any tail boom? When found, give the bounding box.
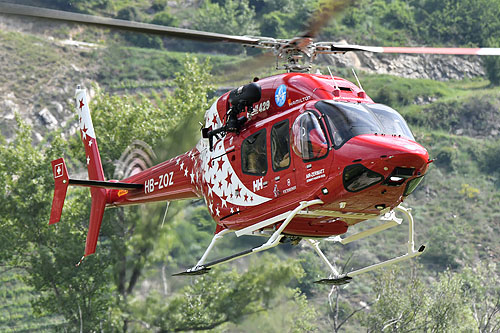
[106,151,201,206]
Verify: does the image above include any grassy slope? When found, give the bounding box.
[0,270,64,332]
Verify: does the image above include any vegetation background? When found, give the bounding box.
[0,0,499,331]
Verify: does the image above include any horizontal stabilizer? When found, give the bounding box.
[68,179,143,190]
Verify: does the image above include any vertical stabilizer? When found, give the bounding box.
[75,87,105,182]
[75,87,107,257]
[49,158,69,224]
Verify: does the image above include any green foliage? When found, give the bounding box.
[259,0,317,38]
[361,267,476,332]
[0,115,114,331]
[460,263,500,332]
[193,0,258,37]
[361,74,451,108]
[130,254,306,331]
[399,90,500,139]
[485,55,500,85]
[433,145,457,170]
[480,138,500,178]
[94,45,237,90]
[115,6,163,49]
[87,55,214,177]
[0,269,64,331]
[413,0,500,46]
[0,57,216,331]
[422,223,461,269]
[150,9,178,26]
[484,38,500,85]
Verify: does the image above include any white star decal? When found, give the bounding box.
[215,207,220,216]
[190,171,195,183]
[86,156,90,165]
[175,158,180,165]
[180,162,184,170]
[88,139,93,147]
[230,207,234,214]
[184,168,189,177]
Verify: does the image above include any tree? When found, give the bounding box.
[0,57,215,331]
[193,0,258,36]
[189,0,258,54]
[361,266,476,332]
[0,116,113,330]
[128,254,315,332]
[460,263,500,332]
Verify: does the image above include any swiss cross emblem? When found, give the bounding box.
[54,163,64,178]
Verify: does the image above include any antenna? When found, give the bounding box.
[351,68,366,98]
[327,66,341,97]
[351,68,363,90]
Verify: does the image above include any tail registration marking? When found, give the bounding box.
[145,172,174,194]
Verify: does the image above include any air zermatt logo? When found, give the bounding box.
[275,84,287,107]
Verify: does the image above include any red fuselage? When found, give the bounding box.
[107,73,429,238]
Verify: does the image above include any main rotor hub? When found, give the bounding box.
[248,37,334,73]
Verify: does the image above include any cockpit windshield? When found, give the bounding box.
[316,101,414,148]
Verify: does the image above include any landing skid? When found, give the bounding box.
[310,205,425,284]
[173,199,323,276]
[173,204,425,284]
[315,276,353,285]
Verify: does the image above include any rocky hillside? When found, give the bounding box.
[0,14,98,143]
[325,51,485,80]
[0,11,491,144]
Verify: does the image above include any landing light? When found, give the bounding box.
[390,176,404,182]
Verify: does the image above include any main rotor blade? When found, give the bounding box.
[328,45,500,56]
[216,51,276,84]
[0,2,260,44]
[303,0,353,38]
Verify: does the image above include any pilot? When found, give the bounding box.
[307,128,328,159]
[273,138,290,169]
[246,146,266,174]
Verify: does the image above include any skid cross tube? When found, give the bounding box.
[174,199,323,276]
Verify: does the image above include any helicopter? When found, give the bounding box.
[2,2,499,285]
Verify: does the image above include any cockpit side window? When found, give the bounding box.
[291,111,329,161]
[242,129,267,175]
[271,120,290,171]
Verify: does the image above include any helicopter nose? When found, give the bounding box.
[390,138,429,166]
[337,134,430,197]
[342,134,430,173]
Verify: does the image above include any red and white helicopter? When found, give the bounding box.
[3,2,499,284]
